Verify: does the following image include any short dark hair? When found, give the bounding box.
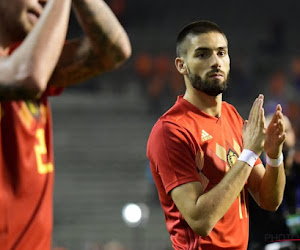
[176,20,227,57]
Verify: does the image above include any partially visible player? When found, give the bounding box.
[0,0,131,249]
[147,20,285,249]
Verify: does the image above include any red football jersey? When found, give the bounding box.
[147,96,261,249]
[0,44,62,250]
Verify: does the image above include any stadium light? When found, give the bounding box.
[122,203,149,228]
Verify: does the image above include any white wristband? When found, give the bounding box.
[266,153,283,167]
[238,149,259,168]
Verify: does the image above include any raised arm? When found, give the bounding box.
[171,95,266,236]
[0,0,72,100]
[248,104,286,211]
[49,0,131,87]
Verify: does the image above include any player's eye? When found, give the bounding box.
[218,50,227,57]
[197,52,209,58]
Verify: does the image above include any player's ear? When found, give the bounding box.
[175,57,187,75]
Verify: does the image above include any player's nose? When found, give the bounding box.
[38,0,48,8]
[210,53,221,69]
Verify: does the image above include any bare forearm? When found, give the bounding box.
[0,0,71,100]
[72,0,131,69]
[25,0,72,87]
[193,161,252,236]
[258,164,286,211]
[261,104,286,210]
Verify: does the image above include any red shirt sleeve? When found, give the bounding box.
[42,85,64,97]
[147,120,201,194]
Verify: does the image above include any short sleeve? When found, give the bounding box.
[42,86,64,97]
[147,121,201,194]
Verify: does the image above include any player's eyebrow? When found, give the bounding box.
[194,46,228,52]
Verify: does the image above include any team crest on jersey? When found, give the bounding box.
[227,149,238,168]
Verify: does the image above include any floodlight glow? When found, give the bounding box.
[122,204,142,225]
[122,203,149,228]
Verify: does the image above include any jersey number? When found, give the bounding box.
[35,128,53,174]
[238,187,248,219]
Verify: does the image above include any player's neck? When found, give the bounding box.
[183,90,222,118]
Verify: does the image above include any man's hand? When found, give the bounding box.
[264,104,286,158]
[243,94,266,156]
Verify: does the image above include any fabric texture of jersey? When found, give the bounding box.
[0,43,62,250]
[147,95,262,250]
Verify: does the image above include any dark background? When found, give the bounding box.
[51,1,300,249]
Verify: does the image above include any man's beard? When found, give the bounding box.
[187,68,229,96]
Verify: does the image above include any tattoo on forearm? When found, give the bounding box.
[50,50,103,87]
[72,0,127,62]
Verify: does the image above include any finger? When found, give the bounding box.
[276,104,282,112]
[277,118,285,133]
[276,130,286,144]
[249,95,262,123]
[258,94,264,119]
[280,132,287,143]
[256,96,264,128]
[258,94,264,102]
[270,104,282,125]
[248,98,258,122]
[260,107,266,130]
[277,110,284,121]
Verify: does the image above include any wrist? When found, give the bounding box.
[238,149,259,168]
[264,144,283,159]
[266,153,283,167]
